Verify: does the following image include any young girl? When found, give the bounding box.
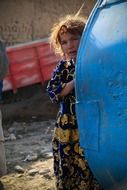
[47,15,101,190]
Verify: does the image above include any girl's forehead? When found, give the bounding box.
[60,32,80,40]
[60,32,74,40]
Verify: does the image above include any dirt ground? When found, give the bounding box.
[0,84,58,190]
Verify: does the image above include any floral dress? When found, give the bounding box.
[47,59,101,190]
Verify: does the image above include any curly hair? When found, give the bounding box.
[49,15,86,57]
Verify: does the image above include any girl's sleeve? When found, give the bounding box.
[47,62,66,103]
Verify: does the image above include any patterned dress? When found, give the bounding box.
[47,59,101,190]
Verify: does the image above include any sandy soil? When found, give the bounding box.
[0,85,58,190]
[1,119,56,190]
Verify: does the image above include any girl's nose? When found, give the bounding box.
[67,40,73,49]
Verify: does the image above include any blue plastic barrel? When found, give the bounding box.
[76,0,127,189]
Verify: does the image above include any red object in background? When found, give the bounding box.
[3,39,59,92]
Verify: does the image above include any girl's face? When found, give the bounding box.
[60,32,81,61]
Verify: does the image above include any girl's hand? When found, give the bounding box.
[59,79,75,97]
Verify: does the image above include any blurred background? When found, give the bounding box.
[0,0,96,46]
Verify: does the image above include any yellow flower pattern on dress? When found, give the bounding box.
[47,60,102,190]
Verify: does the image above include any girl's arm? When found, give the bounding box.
[59,79,75,97]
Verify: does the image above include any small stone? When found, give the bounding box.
[43,174,52,180]
[14,165,25,173]
[23,153,38,162]
[17,135,23,139]
[10,133,16,141]
[28,169,39,176]
[39,169,50,175]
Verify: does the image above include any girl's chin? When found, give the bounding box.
[65,54,77,61]
[68,55,77,61]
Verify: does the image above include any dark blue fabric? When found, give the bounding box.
[0,80,3,100]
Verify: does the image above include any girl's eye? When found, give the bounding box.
[72,37,80,41]
[61,41,67,45]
